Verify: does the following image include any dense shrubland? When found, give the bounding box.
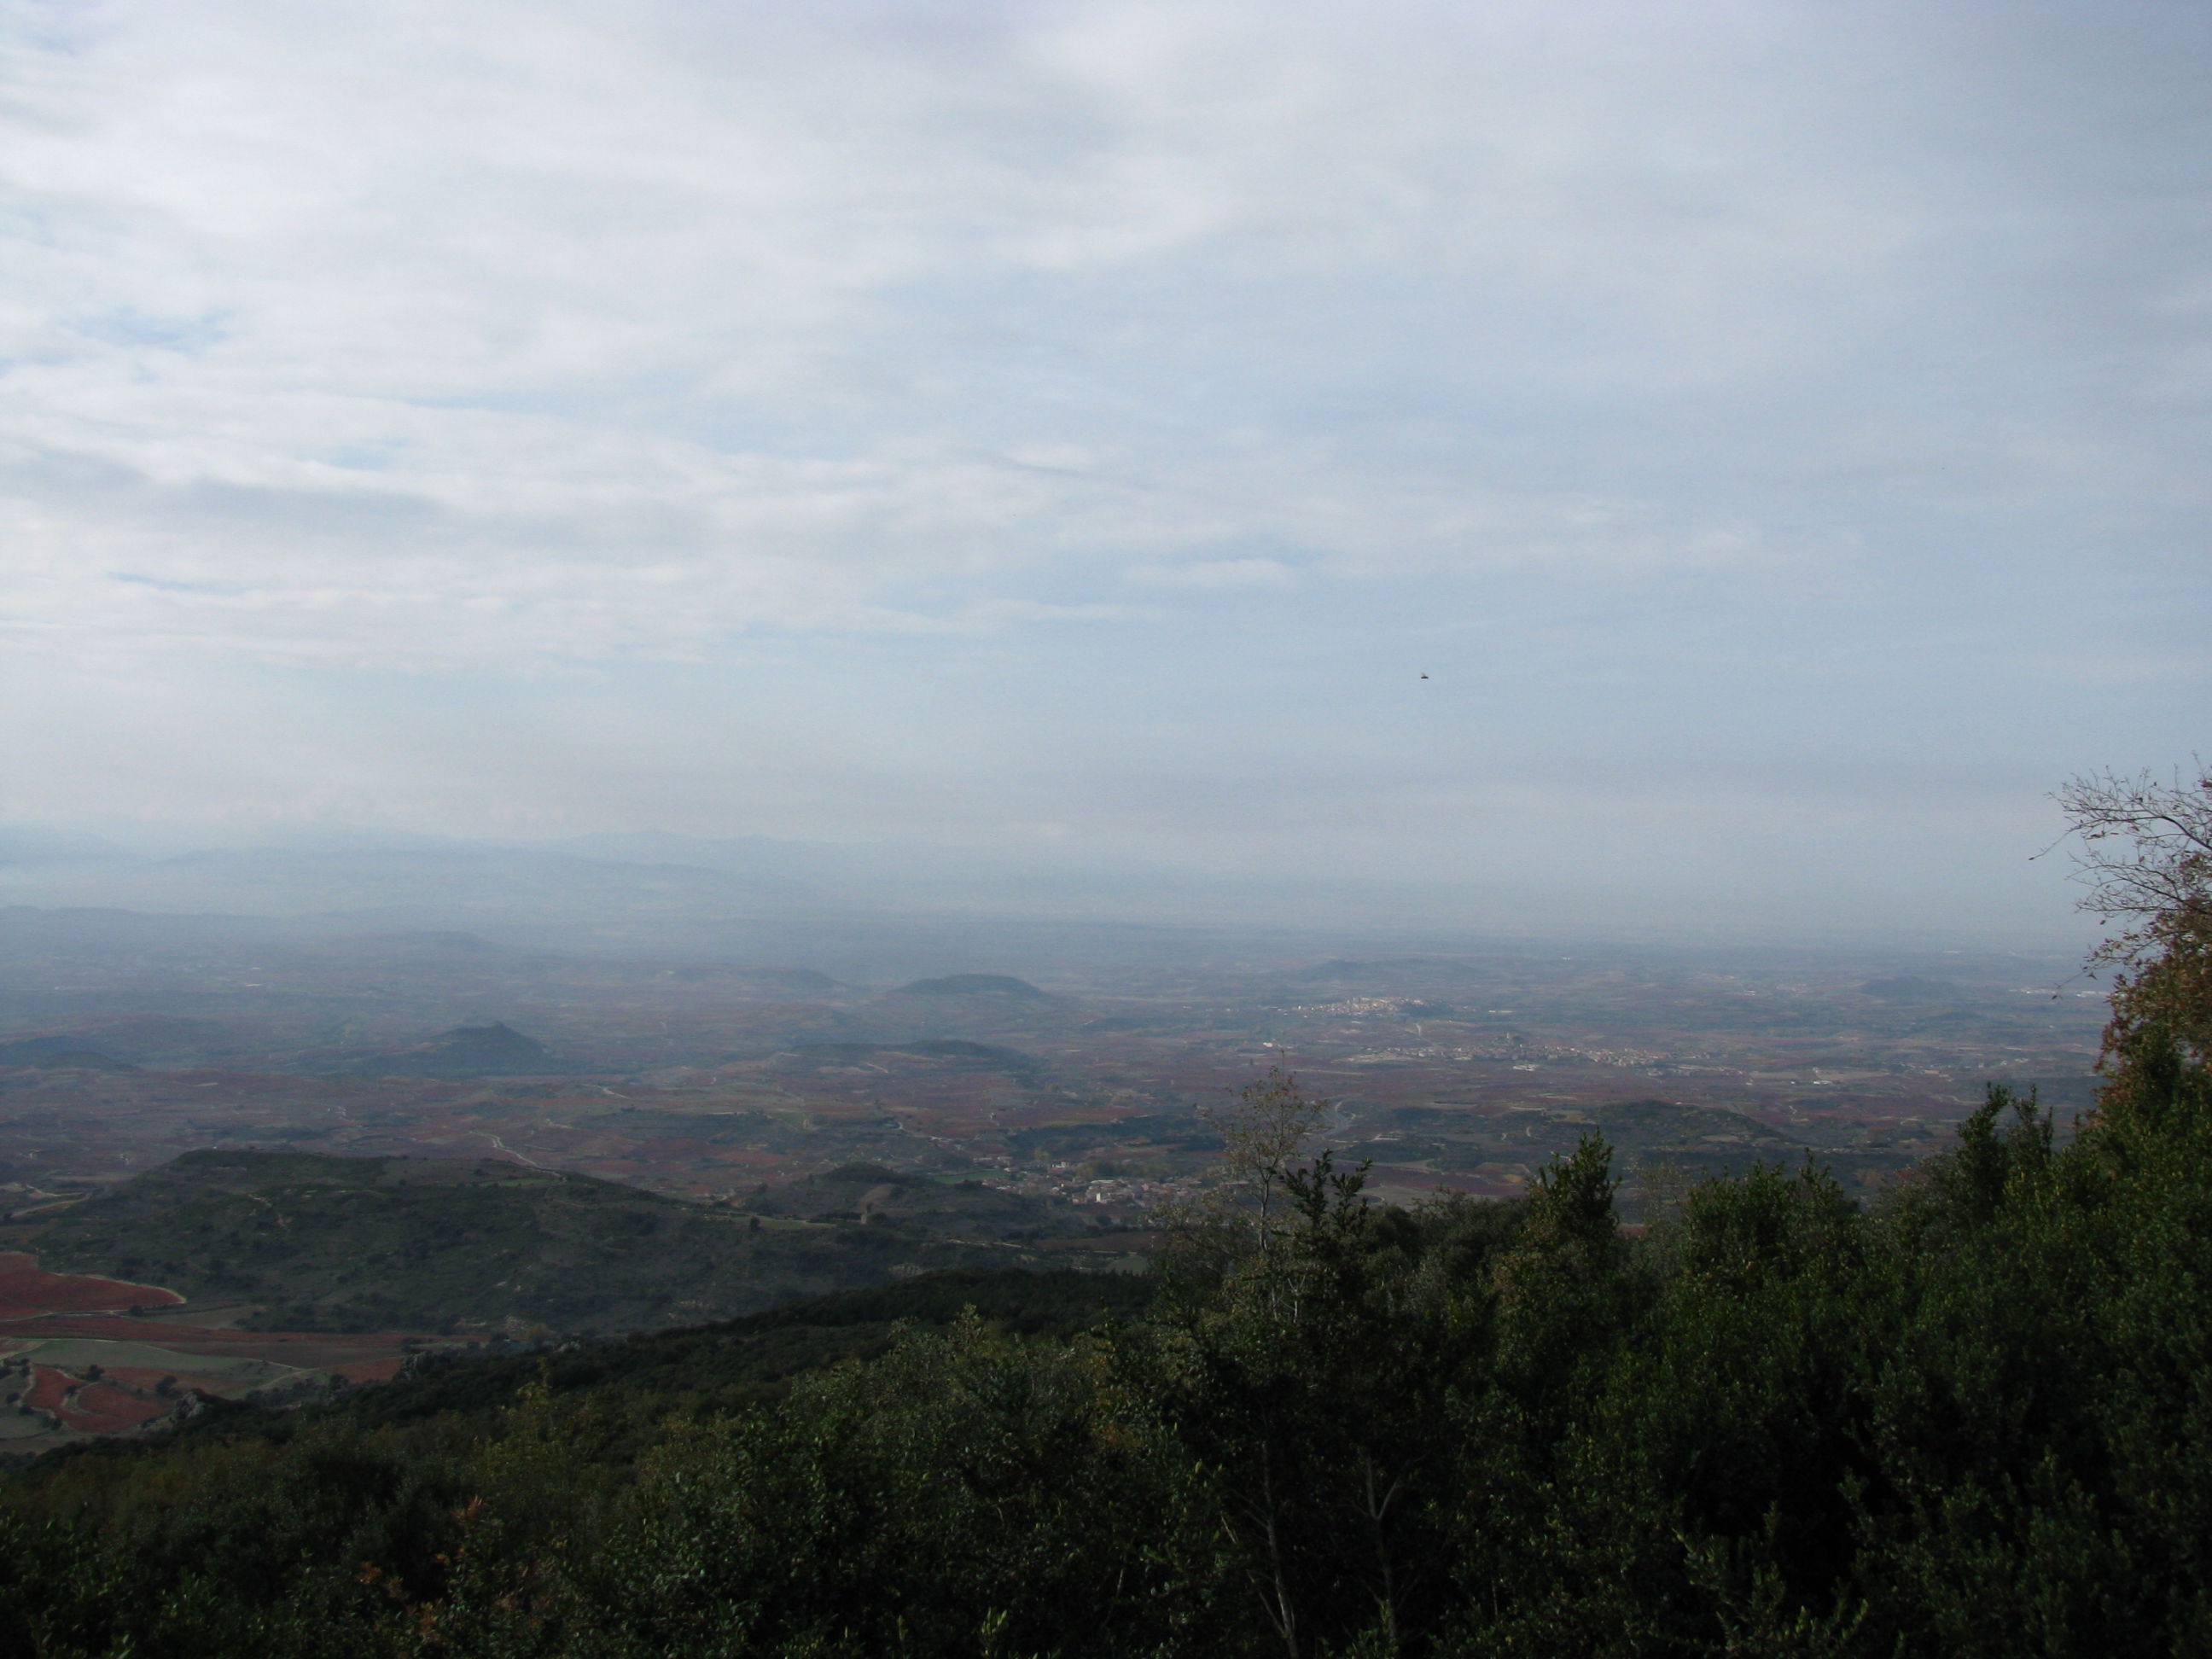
[3,772,2209,1657]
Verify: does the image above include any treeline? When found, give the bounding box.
[4,788,2210,1656]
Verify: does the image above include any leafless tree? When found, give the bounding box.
[2053,762,2212,966]
[1198,1068,1330,1264]
[1155,1068,1332,1301]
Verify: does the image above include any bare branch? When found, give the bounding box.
[2052,762,2212,964]
[1156,1068,1331,1294]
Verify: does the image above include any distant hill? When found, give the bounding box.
[893,974,1048,998]
[0,1019,238,1067]
[18,1150,1099,1336]
[342,1021,561,1079]
[73,1016,239,1061]
[0,830,131,868]
[0,1035,131,1068]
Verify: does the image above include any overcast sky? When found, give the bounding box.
[2,0,2206,940]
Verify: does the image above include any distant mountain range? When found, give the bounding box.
[0,822,1720,963]
[0,826,1316,976]
[0,830,133,868]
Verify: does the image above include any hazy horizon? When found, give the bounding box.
[0,816,2106,958]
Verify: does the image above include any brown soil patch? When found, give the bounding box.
[0,1253,183,1319]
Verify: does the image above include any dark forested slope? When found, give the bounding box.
[20,1150,1090,1334]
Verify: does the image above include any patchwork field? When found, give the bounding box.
[0,1255,422,1453]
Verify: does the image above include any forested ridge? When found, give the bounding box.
[4,779,2211,1658]
[23,1150,1097,1336]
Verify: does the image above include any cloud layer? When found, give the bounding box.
[2,0,2206,935]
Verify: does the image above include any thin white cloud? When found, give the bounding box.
[1127,557,1295,590]
[0,0,2000,668]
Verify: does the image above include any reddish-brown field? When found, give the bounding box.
[55,1380,171,1434]
[20,1365,68,1414]
[2,1311,431,1447]
[0,1242,432,1450]
[0,1253,183,1320]
[14,1364,167,1435]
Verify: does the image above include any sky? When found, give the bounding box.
[2,0,2207,942]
